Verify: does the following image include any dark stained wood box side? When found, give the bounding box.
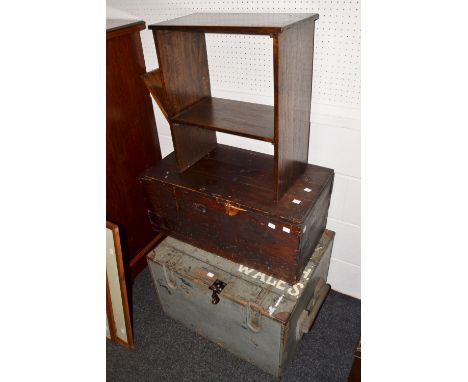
[144,183,301,282]
[143,181,332,283]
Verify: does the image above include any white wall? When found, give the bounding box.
[107,0,361,298]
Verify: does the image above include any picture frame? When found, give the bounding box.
[106,221,133,349]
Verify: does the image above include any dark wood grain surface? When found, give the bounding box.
[274,18,317,199]
[141,69,170,118]
[153,29,211,116]
[106,19,145,40]
[149,13,319,34]
[107,20,162,278]
[153,29,218,171]
[348,339,361,382]
[141,144,333,224]
[171,123,217,172]
[172,97,275,142]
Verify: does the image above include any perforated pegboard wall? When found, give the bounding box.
[108,0,360,108]
[205,34,274,99]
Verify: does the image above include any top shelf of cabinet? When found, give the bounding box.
[148,13,319,34]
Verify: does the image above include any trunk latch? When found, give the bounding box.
[209,279,226,304]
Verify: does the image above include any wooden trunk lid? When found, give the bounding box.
[141,144,333,225]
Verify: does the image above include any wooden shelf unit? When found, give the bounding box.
[146,13,319,200]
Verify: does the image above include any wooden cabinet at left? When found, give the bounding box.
[107,19,164,279]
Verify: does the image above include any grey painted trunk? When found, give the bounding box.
[147,230,334,377]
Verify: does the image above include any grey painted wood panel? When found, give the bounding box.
[147,230,334,376]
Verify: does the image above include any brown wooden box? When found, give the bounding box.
[141,144,334,284]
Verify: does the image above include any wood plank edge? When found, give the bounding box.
[141,70,170,118]
[148,25,282,34]
[169,120,274,142]
[280,14,319,32]
[129,232,166,279]
[272,33,280,200]
[149,226,301,287]
[107,21,145,40]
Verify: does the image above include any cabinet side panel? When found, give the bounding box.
[275,20,316,199]
[106,30,162,268]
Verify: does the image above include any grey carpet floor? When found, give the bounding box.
[107,267,361,382]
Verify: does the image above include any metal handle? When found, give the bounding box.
[297,282,330,340]
[246,304,262,332]
[163,264,177,289]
